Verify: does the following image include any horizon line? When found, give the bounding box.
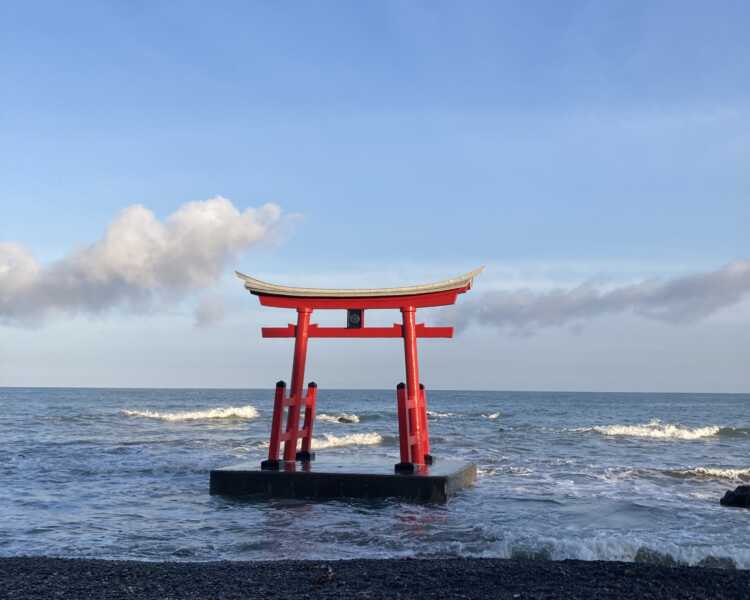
[0,385,747,395]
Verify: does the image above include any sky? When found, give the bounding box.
[1,1,748,392]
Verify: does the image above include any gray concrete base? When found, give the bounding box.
[210,457,476,503]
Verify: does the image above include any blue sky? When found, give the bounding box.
[1,2,748,391]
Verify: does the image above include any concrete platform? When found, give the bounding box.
[210,456,476,503]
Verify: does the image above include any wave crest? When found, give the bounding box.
[579,419,720,440]
[121,406,259,421]
[316,413,360,424]
[311,432,382,449]
[664,467,750,482]
[427,411,454,418]
[493,536,749,569]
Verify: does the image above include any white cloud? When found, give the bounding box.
[457,260,750,334]
[0,197,282,325]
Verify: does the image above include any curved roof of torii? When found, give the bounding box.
[235,266,483,298]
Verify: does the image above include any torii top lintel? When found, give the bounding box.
[236,267,483,339]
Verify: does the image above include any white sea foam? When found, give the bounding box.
[427,411,454,418]
[121,406,259,421]
[494,535,750,569]
[483,412,501,420]
[311,432,382,449]
[477,465,531,478]
[316,413,360,424]
[579,419,720,440]
[254,433,382,450]
[666,466,750,482]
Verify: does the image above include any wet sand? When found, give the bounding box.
[1,557,748,599]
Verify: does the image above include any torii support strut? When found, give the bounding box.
[237,267,482,473]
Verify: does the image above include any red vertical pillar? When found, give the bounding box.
[298,382,317,460]
[261,380,287,469]
[401,306,425,466]
[420,383,432,463]
[283,307,312,461]
[395,383,410,464]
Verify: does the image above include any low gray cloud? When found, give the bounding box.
[0,197,281,326]
[193,295,226,328]
[458,261,750,334]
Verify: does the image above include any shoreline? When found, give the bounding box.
[2,557,749,599]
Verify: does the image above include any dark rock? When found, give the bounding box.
[311,564,335,585]
[697,556,737,570]
[720,485,750,508]
[634,547,680,567]
[510,545,553,561]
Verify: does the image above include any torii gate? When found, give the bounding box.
[236,267,482,474]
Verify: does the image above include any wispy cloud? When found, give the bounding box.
[0,197,281,326]
[457,261,750,334]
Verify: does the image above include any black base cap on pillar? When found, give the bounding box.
[295,451,316,462]
[395,458,435,473]
[260,459,281,471]
[394,462,416,473]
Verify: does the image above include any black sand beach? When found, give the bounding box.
[1,557,748,600]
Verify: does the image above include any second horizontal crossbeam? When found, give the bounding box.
[261,324,454,339]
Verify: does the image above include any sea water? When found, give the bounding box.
[1,388,749,566]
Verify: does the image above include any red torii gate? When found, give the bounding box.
[236,267,482,473]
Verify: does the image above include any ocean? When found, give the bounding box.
[1,388,749,567]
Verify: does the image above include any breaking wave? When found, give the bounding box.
[577,419,720,440]
[121,406,259,421]
[496,538,747,569]
[416,533,750,569]
[484,412,501,420]
[254,432,383,450]
[427,410,454,418]
[663,467,750,482]
[316,413,360,424]
[311,432,382,449]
